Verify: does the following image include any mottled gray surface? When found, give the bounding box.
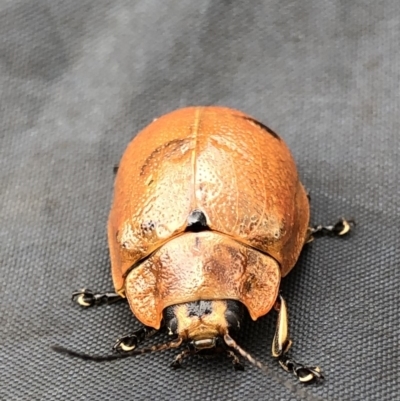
[1,1,399,400]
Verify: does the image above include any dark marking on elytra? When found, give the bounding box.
[239,116,280,140]
[141,220,156,233]
[243,273,256,294]
[140,138,191,176]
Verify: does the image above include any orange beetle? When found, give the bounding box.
[55,106,352,383]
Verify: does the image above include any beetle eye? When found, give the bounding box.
[163,306,178,334]
[167,317,177,334]
[224,300,244,332]
[225,310,240,329]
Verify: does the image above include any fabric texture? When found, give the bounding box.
[1,1,399,400]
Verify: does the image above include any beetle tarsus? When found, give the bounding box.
[227,350,245,371]
[170,349,192,368]
[72,289,123,307]
[170,359,183,369]
[114,335,139,353]
[113,326,158,353]
[278,355,323,383]
[308,218,354,242]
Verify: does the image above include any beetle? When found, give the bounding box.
[53,106,352,383]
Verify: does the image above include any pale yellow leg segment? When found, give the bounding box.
[271,295,292,358]
[272,295,324,383]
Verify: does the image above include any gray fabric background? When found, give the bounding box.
[1,1,399,400]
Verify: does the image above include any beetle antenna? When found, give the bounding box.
[52,337,183,362]
[223,333,272,374]
[223,334,325,401]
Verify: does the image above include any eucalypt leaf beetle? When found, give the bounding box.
[53,107,353,387]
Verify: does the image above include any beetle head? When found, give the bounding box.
[53,298,288,382]
[163,299,244,350]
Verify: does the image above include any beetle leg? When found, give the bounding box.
[170,348,193,368]
[278,356,324,383]
[226,350,245,371]
[272,295,323,383]
[306,217,354,243]
[271,295,292,358]
[72,288,124,307]
[113,326,158,353]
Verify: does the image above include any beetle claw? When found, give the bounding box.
[113,335,139,353]
[309,218,354,238]
[170,359,182,369]
[72,289,123,307]
[295,365,324,383]
[113,326,158,354]
[232,361,245,371]
[72,289,96,307]
[279,356,324,383]
[332,218,354,236]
